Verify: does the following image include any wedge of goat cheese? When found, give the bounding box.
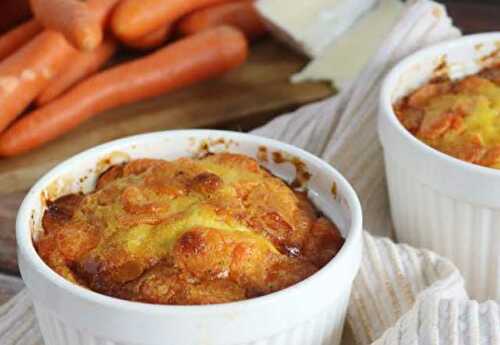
[255,0,377,58]
[292,0,404,87]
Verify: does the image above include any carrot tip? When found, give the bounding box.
[75,28,103,51]
[111,20,130,41]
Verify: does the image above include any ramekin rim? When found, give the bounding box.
[17,129,363,315]
[380,32,500,179]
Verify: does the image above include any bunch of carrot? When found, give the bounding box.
[0,0,268,157]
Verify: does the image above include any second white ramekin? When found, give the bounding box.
[17,130,363,345]
[379,33,500,301]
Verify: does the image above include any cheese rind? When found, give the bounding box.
[292,0,404,87]
[256,0,377,58]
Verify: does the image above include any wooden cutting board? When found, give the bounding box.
[0,39,333,194]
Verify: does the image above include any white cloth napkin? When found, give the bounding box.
[0,1,498,344]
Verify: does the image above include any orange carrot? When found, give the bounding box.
[0,0,120,132]
[0,26,248,156]
[30,0,102,51]
[36,39,117,106]
[111,0,236,42]
[0,20,42,61]
[87,0,122,28]
[124,26,171,51]
[0,31,76,133]
[178,1,267,40]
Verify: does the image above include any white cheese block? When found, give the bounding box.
[291,0,403,87]
[255,0,377,58]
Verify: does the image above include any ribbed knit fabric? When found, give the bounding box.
[0,1,497,345]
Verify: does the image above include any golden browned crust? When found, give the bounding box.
[36,153,343,305]
[395,64,500,168]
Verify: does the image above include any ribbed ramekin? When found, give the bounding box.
[379,33,500,301]
[17,130,363,345]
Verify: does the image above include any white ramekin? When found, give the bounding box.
[17,130,363,345]
[379,33,500,301]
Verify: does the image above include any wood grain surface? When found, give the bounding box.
[443,1,500,33]
[0,1,497,276]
